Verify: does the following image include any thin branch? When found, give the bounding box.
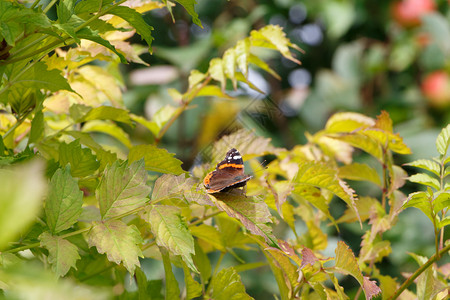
[388,242,450,300]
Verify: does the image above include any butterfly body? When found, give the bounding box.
[203,148,252,194]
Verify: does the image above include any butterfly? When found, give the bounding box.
[203,148,252,194]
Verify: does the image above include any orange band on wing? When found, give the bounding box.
[203,172,213,185]
[218,163,243,170]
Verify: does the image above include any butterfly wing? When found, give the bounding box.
[203,148,252,193]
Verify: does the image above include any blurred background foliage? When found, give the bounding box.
[38,0,450,298]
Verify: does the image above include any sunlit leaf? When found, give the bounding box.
[182,261,202,300]
[433,191,450,212]
[142,205,197,272]
[405,159,441,176]
[250,25,301,64]
[223,48,237,89]
[82,120,132,148]
[190,224,226,252]
[96,160,150,219]
[325,112,375,132]
[334,241,381,300]
[79,106,133,126]
[293,161,360,224]
[338,163,381,186]
[409,173,440,190]
[0,161,46,250]
[209,58,226,91]
[403,191,435,223]
[235,39,250,77]
[410,253,445,300]
[197,85,233,99]
[87,220,143,275]
[207,267,253,300]
[209,193,276,245]
[436,124,450,156]
[129,144,185,175]
[45,166,83,234]
[160,247,180,300]
[39,232,80,277]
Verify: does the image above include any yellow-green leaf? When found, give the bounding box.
[96,160,150,219]
[45,166,83,234]
[87,220,143,275]
[0,161,46,250]
[142,205,197,272]
[39,232,80,277]
[128,144,185,175]
[207,267,253,300]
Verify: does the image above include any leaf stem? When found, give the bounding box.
[388,242,450,300]
[30,0,41,9]
[42,0,58,14]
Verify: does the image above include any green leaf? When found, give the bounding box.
[59,139,100,178]
[291,185,337,228]
[57,0,75,24]
[433,191,450,212]
[128,144,185,175]
[87,220,143,275]
[209,58,226,91]
[408,173,440,190]
[209,193,276,245]
[405,159,441,176]
[39,232,80,277]
[403,192,435,224]
[96,160,150,219]
[0,2,51,46]
[250,25,301,64]
[82,120,132,148]
[190,224,226,252]
[338,163,381,186]
[172,0,202,27]
[79,106,133,126]
[160,247,181,300]
[334,241,381,300]
[223,48,237,89]
[235,39,250,77]
[410,253,445,300]
[108,6,153,50]
[436,124,450,156]
[261,246,298,300]
[207,267,253,300]
[294,161,360,224]
[182,261,202,300]
[193,241,211,284]
[0,161,46,250]
[45,166,83,234]
[28,109,45,145]
[7,61,73,94]
[196,85,233,99]
[141,205,197,272]
[438,216,450,229]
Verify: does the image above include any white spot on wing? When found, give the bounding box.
[233,155,241,160]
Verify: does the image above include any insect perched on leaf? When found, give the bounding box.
[203,148,252,194]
